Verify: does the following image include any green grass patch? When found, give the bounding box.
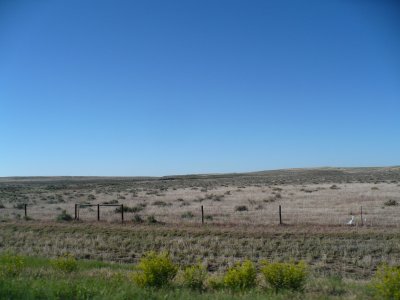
[0,252,377,299]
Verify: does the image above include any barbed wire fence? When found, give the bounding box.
[1,202,400,227]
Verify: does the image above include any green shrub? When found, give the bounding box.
[132,214,144,223]
[223,260,257,290]
[260,260,308,292]
[56,210,73,221]
[320,276,347,297]
[133,203,147,212]
[235,205,248,212]
[372,264,400,299]
[51,253,78,273]
[182,263,207,290]
[384,199,398,206]
[132,251,178,287]
[0,253,25,277]
[207,275,224,290]
[147,215,159,224]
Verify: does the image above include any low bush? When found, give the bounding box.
[320,276,347,297]
[0,253,25,277]
[260,260,308,292]
[147,215,159,224]
[206,275,224,290]
[223,260,257,290]
[235,205,248,212]
[193,197,205,203]
[263,197,276,203]
[102,199,118,204]
[182,263,207,290]
[211,194,224,201]
[372,264,400,299]
[384,199,398,206]
[51,253,78,273]
[133,203,146,212]
[132,214,144,223]
[56,210,73,221]
[132,251,178,288]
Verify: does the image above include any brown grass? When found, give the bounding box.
[1,180,400,226]
[1,221,400,279]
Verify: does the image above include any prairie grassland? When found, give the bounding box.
[1,167,400,226]
[1,167,400,291]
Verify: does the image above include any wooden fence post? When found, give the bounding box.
[24,204,27,218]
[121,204,124,223]
[201,205,204,225]
[279,205,282,225]
[74,204,77,220]
[360,206,363,226]
[97,204,100,221]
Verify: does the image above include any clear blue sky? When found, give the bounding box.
[1,0,399,176]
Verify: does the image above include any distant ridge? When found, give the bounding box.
[1,166,399,183]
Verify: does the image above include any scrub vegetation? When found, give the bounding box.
[0,251,399,299]
[1,167,400,298]
[1,167,400,226]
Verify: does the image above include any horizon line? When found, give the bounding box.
[1,165,399,179]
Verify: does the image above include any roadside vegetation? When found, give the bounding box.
[1,222,400,279]
[1,251,394,299]
[1,222,400,299]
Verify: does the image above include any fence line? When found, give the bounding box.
[75,203,124,223]
[1,203,400,226]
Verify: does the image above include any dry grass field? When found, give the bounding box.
[1,167,400,298]
[1,167,400,226]
[1,221,400,279]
